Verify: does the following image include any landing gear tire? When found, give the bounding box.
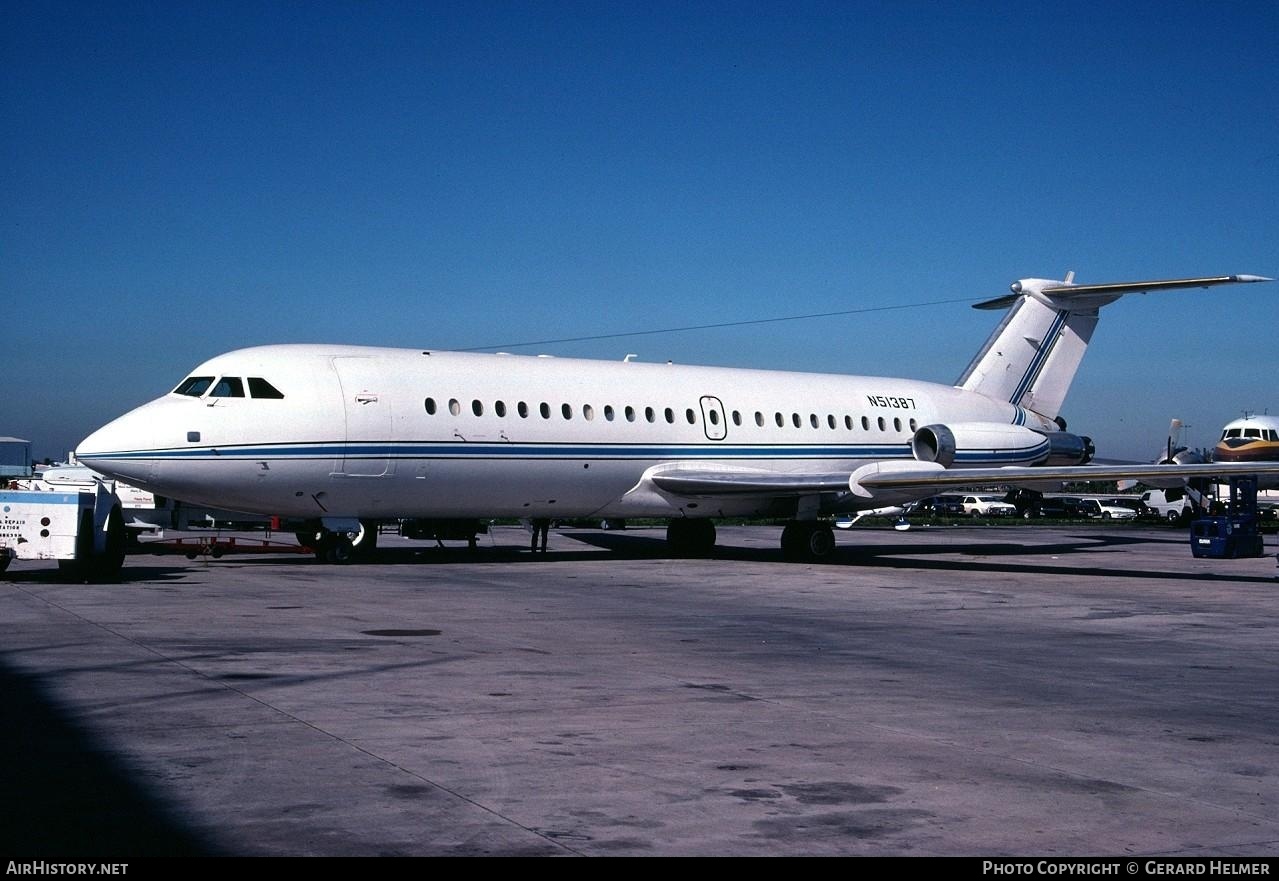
[306,520,374,562]
[349,520,378,557]
[322,537,353,563]
[667,519,716,557]
[91,506,127,582]
[781,522,836,563]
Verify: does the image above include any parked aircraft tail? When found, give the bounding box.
[956,274,1270,422]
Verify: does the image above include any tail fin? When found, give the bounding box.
[956,273,1271,421]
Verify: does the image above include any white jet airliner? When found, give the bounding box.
[77,273,1278,562]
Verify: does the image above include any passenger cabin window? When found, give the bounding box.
[209,377,245,398]
[247,377,285,399]
[425,398,437,414]
[175,376,215,397]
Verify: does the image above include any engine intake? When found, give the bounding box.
[911,423,1094,468]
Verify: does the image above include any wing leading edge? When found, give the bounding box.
[646,461,1279,503]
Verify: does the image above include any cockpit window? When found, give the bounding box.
[174,376,215,397]
[209,377,245,398]
[248,377,285,399]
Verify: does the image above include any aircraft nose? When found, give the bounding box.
[76,404,164,484]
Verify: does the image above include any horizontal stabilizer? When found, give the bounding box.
[972,274,1271,311]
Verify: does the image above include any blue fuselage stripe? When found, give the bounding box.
[82,439,1050,467]
[1009,309,1068,405]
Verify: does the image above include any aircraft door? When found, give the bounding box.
[699,396,727,441]
[332,357,393,477]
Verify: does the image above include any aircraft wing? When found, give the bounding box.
[847,460,1279,497]
[646,460,1279,502]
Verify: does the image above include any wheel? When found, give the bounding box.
[324,537,353,563]
[804,524,836,560]
[349,520,378,557]
[781,523,803,561]
[1102,512,1112,520]
[90,506,127,581]
[0,553,10,574]
[1166,510,1181,524]
[970,510,981,519]
[295,530,318,549]
[780,522,836,562]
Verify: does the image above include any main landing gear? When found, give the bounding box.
[298,520,378,563]
[780,521,836,563]
[664,519,837,562]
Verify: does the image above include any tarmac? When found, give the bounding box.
[3,523,1279,857]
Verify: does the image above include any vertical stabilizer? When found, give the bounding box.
[956,273,1271,422]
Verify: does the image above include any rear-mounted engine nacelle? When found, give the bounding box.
[911,422,1051,468]
[911,422,1094,468]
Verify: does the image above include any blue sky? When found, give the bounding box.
[4,0,1276,462]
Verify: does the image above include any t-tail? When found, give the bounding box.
[956,273,1271,422]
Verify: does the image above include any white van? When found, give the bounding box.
[1140,488,1193,523]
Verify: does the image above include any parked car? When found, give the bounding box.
[961,495,1017,517]
[918,495,966,516]
[1027,496,1080,519]
[1078,498,1138,520]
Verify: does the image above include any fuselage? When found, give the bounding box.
[76,344,1051,520]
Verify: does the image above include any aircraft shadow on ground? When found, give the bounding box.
[119,528,1279,586]
[0,657,222,857]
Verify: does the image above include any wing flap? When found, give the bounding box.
[649,468,852,497]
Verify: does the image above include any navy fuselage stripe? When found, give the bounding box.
[1009,309,1068,405]
[83,440,1051,466]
